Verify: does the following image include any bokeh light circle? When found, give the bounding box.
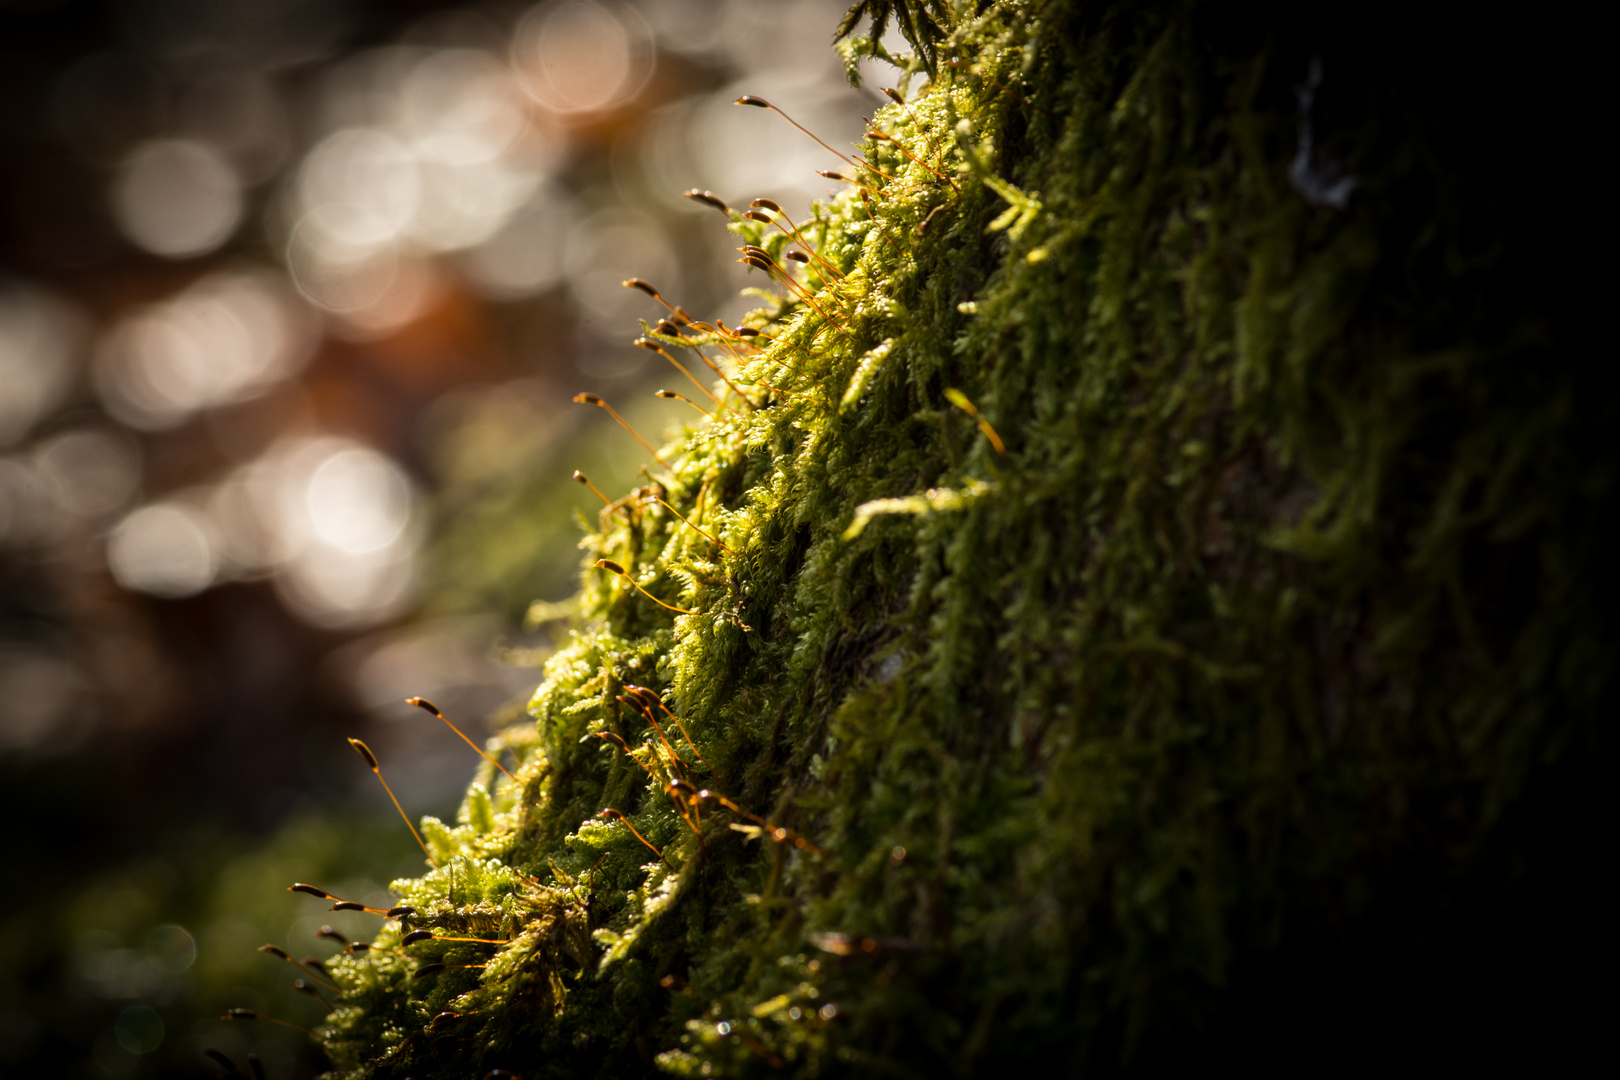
[306,447,412,553]
[107,503,218,598]
[512,0,652,115]
[112,139,243,258]
[286,213,401,314]
[93,268,317,430]
[34,429,141,517]
[297,127,421,248]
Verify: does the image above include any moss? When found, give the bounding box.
[307,2,1610,1076]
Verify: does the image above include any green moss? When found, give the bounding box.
[308,2,1610,1076]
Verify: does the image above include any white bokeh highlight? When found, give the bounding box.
[281,40,557,330]
[108,502,218,598]
[94,267,317,431]
[106,435,421,627]
[113,139,244,258]
[512,1,652,114]
[306,447,412,554]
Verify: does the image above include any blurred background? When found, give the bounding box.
[0,0,898,1074]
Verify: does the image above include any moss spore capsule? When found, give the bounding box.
[681,189,731,214]
[347,737,379,771]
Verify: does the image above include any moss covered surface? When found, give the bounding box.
[305,3,1610,1076]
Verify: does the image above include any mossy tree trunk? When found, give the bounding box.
[308,3,1608,1076]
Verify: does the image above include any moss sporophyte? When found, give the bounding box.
[212,2,1610,1076]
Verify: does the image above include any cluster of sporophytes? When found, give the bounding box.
[221,2,1609,1076]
